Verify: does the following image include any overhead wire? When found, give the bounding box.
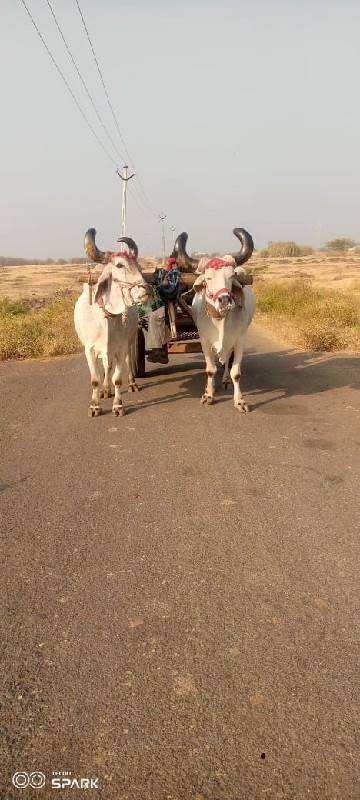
[45,0,126,166]
[19,0,118,169]
[20,0,164,237]
[44,0,158,220]
[74,0,158,218]
[128,184,152,217]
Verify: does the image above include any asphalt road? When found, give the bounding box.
[0,326,359,800]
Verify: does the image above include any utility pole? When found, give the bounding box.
[170,225,176,247]
[159,211,166,264]
[316,219,322,251]
[116,166,135,240]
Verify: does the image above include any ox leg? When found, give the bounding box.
[231,344,249,412]
[222,358,232,390]
[200,342,217,405]
[85,346,102,417]
[112,360,125,417]
[126,352,139,393]
[101,358,113,398]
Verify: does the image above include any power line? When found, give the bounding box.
[128,183,152,218]
[46,0,126,165]
[19,0,118,168]
[74,0,158,218]
[20,0,160,224]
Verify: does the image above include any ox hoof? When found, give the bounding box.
[113,405,125,417]
[128,383,139,393]
[100,388,113,399]
[201,394,214,405]
[236,401,249,413]
[88,406,102,417]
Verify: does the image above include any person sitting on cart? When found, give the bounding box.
[145,256,177,364]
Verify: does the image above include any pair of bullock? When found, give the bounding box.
[74,227,255,416]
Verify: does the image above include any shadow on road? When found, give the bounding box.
[243,347,359,410]
[125,348,359,414]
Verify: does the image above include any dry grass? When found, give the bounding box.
[1,257,360,361]
[0,295,81,360]
[255,279,360,351]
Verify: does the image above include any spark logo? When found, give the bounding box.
[51,774,99,789]
[12,772,45,789]
[11,770,99,790]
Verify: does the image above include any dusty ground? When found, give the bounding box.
[1,253,360,300]
[251,251,360,291]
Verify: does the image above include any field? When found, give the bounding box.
[251,250,360,291]
[0,252,360,359]
[0,258,158,300]
[249,252,360,351]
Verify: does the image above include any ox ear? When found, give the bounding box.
[232,277,244,305]
[234,267,254,285]
[94,277,110,305]
[193,273,206,293]
[94,265,112,304]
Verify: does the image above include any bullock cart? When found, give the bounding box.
[131,271,201,378]
[131,269,253,379]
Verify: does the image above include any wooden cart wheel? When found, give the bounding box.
[132,327,146,378]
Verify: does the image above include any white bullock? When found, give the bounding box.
[175,228,255,411]
[74,229,152,417]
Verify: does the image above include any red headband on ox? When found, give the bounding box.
[203,257,235,271]
[112,250,137,260]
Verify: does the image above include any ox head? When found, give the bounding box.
[173,227,254,318]
[84,228,152,314]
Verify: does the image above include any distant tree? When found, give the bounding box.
[325,238,356,251]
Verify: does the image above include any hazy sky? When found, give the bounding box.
[1,0,359,258]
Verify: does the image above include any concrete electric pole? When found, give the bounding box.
[159,212,167,265]
[117,166,135,239]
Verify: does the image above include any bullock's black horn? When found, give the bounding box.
[84,228,110,264]
[171,232,199,272]
[117,236,138,258]
[232,228,254,266]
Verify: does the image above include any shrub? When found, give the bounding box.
[0,297,31,316]
[259,241,302,258]
[325,238,356,251]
